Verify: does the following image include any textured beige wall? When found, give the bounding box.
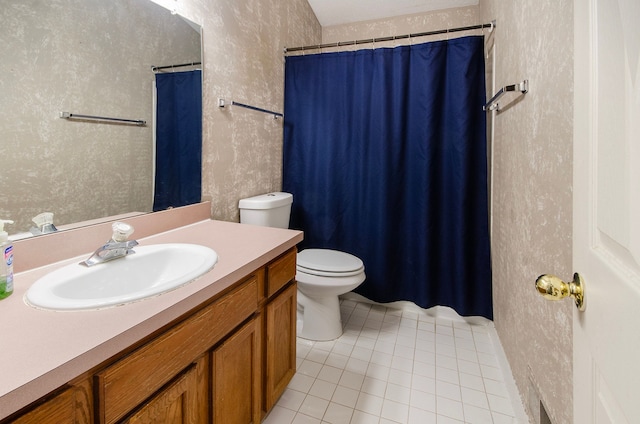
[479,1,574,423]
[321,6,480,49]
[1,0,200,232]
[163,0,321,222]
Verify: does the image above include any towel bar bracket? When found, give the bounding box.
[484,79,528,111]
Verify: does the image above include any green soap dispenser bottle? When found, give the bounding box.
[0,219,15,299]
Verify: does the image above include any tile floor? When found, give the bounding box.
[264,297,525,424]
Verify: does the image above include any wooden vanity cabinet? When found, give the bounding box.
[3,248,298,424]
[263,249,297,413]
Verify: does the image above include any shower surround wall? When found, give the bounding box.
[480,1,574,423]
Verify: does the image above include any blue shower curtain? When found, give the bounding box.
[283,36,492,319]
[153,70,202,211]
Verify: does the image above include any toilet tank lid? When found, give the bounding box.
[238,192,293,210]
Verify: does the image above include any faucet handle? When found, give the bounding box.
[112,222,134,242]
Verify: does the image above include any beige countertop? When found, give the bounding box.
[0,218,303,420]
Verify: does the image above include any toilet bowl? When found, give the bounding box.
[238,192,366,341]
[296,249,366,341]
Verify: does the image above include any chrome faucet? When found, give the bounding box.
[82,222,138,267]
[29,212,58,236]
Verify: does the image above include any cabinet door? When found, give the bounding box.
[212,317,261,424]
[10,380,92,424]
[264,283,297,411]
[123,357,207,424]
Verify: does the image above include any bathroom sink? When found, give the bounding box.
[25,243,218,311]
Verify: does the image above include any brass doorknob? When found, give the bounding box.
[535,273,586,311]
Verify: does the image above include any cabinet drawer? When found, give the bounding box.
[266,248,296,298]
[96,277,258,424]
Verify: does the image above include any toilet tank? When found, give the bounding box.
[238,192,293,229]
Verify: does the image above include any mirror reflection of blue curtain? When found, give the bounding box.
[153,70,202,211]
[283,36,492,319]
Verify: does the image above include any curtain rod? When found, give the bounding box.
[284,21,495,54]
[151,61,201,72]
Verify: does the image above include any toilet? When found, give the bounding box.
[239,192,366,341]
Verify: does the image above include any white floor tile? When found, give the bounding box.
[391,355,414,373]
[483,378,510,398]
[436,396,465,421]
[346,357,370,374]
[289,373,315,393]
[298,395,329,420]
[317,364,344,385]
[306,348,331,364]
[458,360,481,377]
[461,386,489,409]
[435,380,462,402]
[411,374,436,394]
[324,401,355,424]
[332,385,360,408]
[339,370,366,391]
[370,351,393,367]
[325,352,350,369]
[263,405,296,424]
[355,336,377,350]
[409,388,436,412]
[275,299,525,424]
[365,363,391,382]
[374,340,396,355]
[292,412,322,424]
[356,392,384,416]
[393,344,415,360]
[407,406,436,424]
[385,382,411,405]
[459,372,485,392]
[351,410,380,424]
[299,359,324,378]
[387,368,412,388]
[463,403,493,424]
[435,354,458,371]
[278,388,307,411]
[487,393,516,417]
[381,398,410,422]
[480,364,504,382]
[309,379,337,401]
[435,366,459,385]
[437,415,465,423]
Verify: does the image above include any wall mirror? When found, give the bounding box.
[0,0,202,237]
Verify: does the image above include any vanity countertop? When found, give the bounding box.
[0,219,303,420]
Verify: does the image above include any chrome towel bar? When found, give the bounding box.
[484,80,528,111]
[59,112,146,126]
[218,98,283,119]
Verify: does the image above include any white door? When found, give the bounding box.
[573,0,640,422]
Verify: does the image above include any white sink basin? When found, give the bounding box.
[25,243,218,311]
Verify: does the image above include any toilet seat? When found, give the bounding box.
[295,249,366,341]
[297,249,364,277]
